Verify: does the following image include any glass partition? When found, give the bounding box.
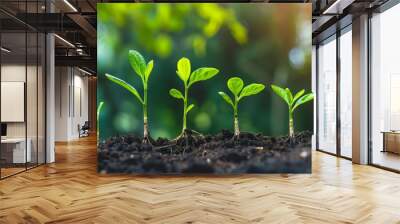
[1,30,28,177]
[339,27,352,158]
[0,1,46,179]
[27,30,38,169]
[370,3,400,171]
[38,32,45,165]
[317,36,337,154]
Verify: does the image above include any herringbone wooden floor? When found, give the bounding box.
[1,136,400,224]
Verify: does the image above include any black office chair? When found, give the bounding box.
[78,121,90,138]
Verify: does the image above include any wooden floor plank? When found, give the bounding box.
[0,135,400,223]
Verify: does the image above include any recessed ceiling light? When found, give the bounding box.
[1,47,11,53]
[63,0,78,12]
[54,34,75,48]
[78,67,93,76]
[322,0,354,15]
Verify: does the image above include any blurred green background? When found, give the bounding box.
[97,3,312,140]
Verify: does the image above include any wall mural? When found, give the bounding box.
[97,3,313,174]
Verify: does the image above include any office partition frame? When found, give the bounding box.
[0,0,47,180]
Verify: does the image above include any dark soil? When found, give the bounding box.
[98,130,312,174]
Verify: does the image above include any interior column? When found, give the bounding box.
[352,14,369,164]
[46,1,55,163]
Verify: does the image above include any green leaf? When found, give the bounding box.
[144,60,154,82]
[186,104,195,113]
[177,57,191,83]
[239,83,265,100]
[169,88,184,100]
[292,93,314,111]
[97,101,104,119]
[128,50,147,80]
[188,67,219,87]
[271,84,290,106]
[293,89,305,104]
[285,88,293,104]
[227,77,243,96]
[218,91,234,107]
[106,73,143,104]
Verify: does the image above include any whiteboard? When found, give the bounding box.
[1,82,25,122]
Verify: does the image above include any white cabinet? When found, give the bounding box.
[1,138,32,163]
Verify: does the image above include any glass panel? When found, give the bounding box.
[0,0,46,178]
[312,45,317,150]
[371,4,400,171]
[26,0,41,169]
[27,30,38,169]
[317,36,337,154]
[38,32,45,165]
[1,30,27,177]
[339,28,352,158]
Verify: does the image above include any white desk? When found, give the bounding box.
[1,138,31,163]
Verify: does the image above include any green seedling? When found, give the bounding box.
[106,50,154,143]
[97,101,104,142]
[219,77,265,137]
[169,57,219,137]
[271,85,314,138]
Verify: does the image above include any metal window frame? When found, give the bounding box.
[367,0,400,173]
[315,0,400,173]
[315,21,353,161]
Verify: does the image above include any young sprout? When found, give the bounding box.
[270,85,314,138]
[97,101,104,142]
[218,77,265,138]
[105,50,154,143]
[169,57,219,137]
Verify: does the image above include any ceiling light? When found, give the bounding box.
[1,47,11,53]
[54,34,75,48]
[323,0,341,14]
[63,0,78,12]
[322,0,354,15]
[78,67,93,76]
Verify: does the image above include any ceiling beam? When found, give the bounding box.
[67,13,97,46]
[55,55,96,72]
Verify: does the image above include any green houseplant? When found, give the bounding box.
[219,77,265,137]
[270,84,314,138]
[169,57,219,137]
[105,50,154,143]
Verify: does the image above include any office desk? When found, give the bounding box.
[382,131,400,154]
[1,138,31,163]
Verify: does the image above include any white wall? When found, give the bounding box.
[55,67,89,141]
[1,63,46,164]
[1,65,40,138]
[55,66,69,141]
[1,65,26,139]
[72,73,89,138]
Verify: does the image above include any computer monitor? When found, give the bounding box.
[1,123,7,137]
